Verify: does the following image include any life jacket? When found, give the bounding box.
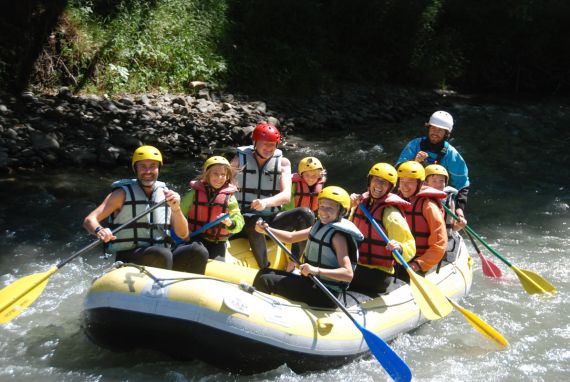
[419,137,450,164]
[304,218,364,293]
[353,192,410,270]
[443,186,459,237]
[186,180,237,242]
[108,179,170,253]
[291,173,324,212]
[235,145,282,215]
[403,186,446,256]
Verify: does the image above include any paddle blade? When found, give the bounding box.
[0,267,58,324]
[512,266,556,295]
[408,270,453,320]
[478,252,503,278]
[448,299,508,348]
[355,321,412,382]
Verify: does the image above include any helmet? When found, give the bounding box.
[203,156,230,171]
[428,111,454,132]
[425,164,449,180]
[252,123,280,143]
[318,186,350,211]
[298,157,324,174]
[368,162,398,188]
[397,161,425,181]
[132,145,163,169]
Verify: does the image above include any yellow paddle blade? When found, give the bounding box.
[512,266,556,295]
[408,270,453,320]
[0,266,58,324]
[447,299,509,348]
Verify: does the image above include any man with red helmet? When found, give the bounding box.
[230,123,314,268]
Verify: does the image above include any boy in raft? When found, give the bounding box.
[349,163,416,293]
[424,164,466,261]
[282,156,327,260]
[174,156,244,274]
[253,186,363,308]
[395,161,447,282]
[283,156,327,215]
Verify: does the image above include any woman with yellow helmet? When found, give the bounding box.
[349,163,416,293]
[395,161,447,281]
[173,156,245,273]
[82,146,188,270]
[253,186,364,308]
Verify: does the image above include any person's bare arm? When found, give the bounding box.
[83,189,125,242]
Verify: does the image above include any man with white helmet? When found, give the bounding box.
[396,111,470,218]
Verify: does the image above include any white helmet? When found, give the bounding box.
[428,111,454,132]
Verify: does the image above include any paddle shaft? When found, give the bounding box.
[189,213,229,238]
[442,204,512,266]
[262,227,358,324]
[57,200,167,268]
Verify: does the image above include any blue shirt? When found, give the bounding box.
[396,137,470,190]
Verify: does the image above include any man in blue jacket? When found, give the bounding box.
[396,111,469,218]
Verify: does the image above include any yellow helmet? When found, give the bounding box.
[368,162,398,187]
[318,186,350,210]
[203,156,230,171]
[425,164,448,180]
[397,161,425,181]
[298,157,324,174]
[132,145,163,169]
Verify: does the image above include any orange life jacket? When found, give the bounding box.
[353,192,410,268]
[291,173,324,212]
[186,180,237,242]
[402,186,446,255]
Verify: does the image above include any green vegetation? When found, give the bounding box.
[1,0,568,95]
[42,0,229,94]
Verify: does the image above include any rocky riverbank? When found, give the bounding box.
[0,85,441,173]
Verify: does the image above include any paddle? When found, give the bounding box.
[189,213,230,238]
[443,205,556,295]
[0,200,167,325]
[465,230,503,278]
[446,298,508,348]
[262,226,412,382]
[358,203,452,320]
[359,203,508,347]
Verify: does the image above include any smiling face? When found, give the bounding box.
[254,140,278,160]
[301,169,321,186]
[398,177,420,198]
[207,164,229,189]
[425,174,446,191]
[427,125,448,144]
[317,198,341,224]
[369,175,392,199]
[135,159,160,188]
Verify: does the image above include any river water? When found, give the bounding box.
[0,96,568,381]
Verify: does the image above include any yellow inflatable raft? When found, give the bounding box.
[82,237,472,374]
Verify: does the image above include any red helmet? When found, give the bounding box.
[252,123,280,143]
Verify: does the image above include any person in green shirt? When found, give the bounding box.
[173,156,244,273]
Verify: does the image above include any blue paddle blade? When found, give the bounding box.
[356,321,412,382]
